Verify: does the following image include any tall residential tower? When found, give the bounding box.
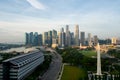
[65,25,71,47]
[75,25,79,46]
[80,32,85,46]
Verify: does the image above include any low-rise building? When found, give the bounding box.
[0,50,44,80]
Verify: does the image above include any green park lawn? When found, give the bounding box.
[81,50,97,57]
[61,65,87,80]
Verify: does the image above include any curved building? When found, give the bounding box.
[1,50,44,80]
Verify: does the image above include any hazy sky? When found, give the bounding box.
[0,0,120,43]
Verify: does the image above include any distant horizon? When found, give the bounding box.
[0,0,120,43]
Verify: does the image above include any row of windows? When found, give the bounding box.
[10,56,44,80]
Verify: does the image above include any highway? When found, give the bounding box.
[41,49,62,80]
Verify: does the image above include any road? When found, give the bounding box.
[41,49,62,80]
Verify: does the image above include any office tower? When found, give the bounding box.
[30,32,34,45]
[25,33,29,45]
[66,25,71,47]
[58,32,61,46]
[75,25,79,46]
[52,30,57,39]
[88,33,92,46]
[34,32,39,46]
[52,30,57,44]
[61,28,66,47]
[70,32,74,46]
[60,28,66,47]
[25,32,34,46]
[48,31,52,46]
[38,34,43,46]
[43,32,48,45]
[80,32,85,46]
[111,37,117,45]
[94,35,98,46]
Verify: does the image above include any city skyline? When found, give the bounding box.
[0,0,120,43]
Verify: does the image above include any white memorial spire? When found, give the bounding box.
[96,43,102,75]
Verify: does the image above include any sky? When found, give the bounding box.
[0,0,120,43]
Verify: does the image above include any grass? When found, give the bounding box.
[61,65,87,80]
[81,50,97,57]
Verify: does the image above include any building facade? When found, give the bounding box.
[80,32,85,46]
[65,25,71,47]
[88,33,92,46]
[0,50,44,80]
[38,34,43,46]
[94,35,98,46]
[75,25,79,46]
[43,32,48,45]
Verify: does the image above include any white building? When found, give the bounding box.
[111,37,117,44]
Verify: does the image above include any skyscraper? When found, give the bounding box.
[52,29,57,39]
[75,25,79,46]
[66,25,71,47]
[30,32,34,45]
[52,30,57,45]
[48,31,52,46]
[59,28,66,47]
[25,33,29,45]
[58,32,61,46]
[61,28,66,47]
[43,32,48,45]
[111,37,117,45]
[25,32,34,46]
[38,34,43,46]
[88,33,92,47]
[80,32,85,46]
[70,32,74,46]
[26,32,40,46]
[34,32,39,46]
[94,35,98,46]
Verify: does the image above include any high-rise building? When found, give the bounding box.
[88,33,92,46]
[25,32,34,46]
[30,32,34,45]
[66,25,71,47]
[80,32,85,46]
[48,31,52,46]
[70,32,74,46]
[34,32,39,46]
[52,30,57,39]
[58,32,61,46]
[52,30,57,44]
[111,37,117,45]
[38,34,43,46]
[94,35,98,46]
[75,25,79,46]
[60,28,66,47]
[61,28,66,47]
[43,32,48,45]
[25,33,29,45]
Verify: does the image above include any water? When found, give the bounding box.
[0,47,38,53]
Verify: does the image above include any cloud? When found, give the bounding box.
[26,0,46,10]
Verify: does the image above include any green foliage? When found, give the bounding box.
[107,49,120,59]
[57,47,120,75]
[61,48,83,65]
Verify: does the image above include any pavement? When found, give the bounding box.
[41,49,62,80]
